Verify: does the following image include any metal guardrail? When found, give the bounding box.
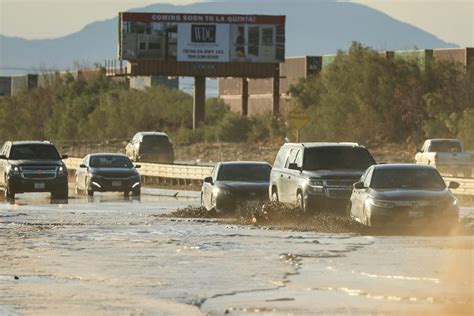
[64,158,474,196]
[64,158,213,181]
[445,177,474,197]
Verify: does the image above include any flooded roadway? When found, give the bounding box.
[0,189,473,315]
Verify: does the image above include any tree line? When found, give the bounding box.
[0,42,472,149]
[289,42,474,148]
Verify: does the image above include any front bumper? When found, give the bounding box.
[304,186,352,212]
[89,177,141,192]
[8,175,68,193]
[214,193,268,212]
[368,205,459,227]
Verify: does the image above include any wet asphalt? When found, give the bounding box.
[0,187,473,315]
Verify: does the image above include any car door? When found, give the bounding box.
[0,143,10,187]
[76,156,89,190]
[202,164,219,209]
[279,147,298,203]
[270,146,290,202]
[352,167,373,220]
[285,147,303,205]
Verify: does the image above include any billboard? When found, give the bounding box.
[119,13,285,63]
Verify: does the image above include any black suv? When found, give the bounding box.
[0,141,69,199]
[269,142,376,212]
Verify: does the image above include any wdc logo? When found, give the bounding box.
[191,25,216,43]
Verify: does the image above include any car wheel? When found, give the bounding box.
[87,188,94,196]
[271,189,279,202]
[4,183,15,200]
[131,188,140,197]
[296,192,306,212]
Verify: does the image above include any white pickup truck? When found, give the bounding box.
[415,139,473,177]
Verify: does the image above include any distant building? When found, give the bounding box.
[218,47,473,116]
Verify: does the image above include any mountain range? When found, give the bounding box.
[0,0,456,78]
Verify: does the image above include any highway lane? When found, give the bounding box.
[0,189,472,315]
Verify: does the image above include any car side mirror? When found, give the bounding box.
[288,163,300,171]
[353,182,366,190]
[61,154,68,159]
[134,165,141,169]
[0,155,6,160]
[79,164,87,168]
[448,181,460,189]
[204,176,213,184]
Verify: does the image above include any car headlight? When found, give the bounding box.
[308,179,324,193]
[366,198,394,209]
[213,187,231,196]
[9,166,20,176]
[308,179,324,187]
[57,166,67,176]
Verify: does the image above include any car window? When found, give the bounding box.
[217,164,271,181]
[273,146,290,168]
[295,149,303,168]
[363,167,374,187]
[9,144,60,160]
[371,168,446,190]
[428,141,462,152]
[89,155,133,168]
[285,148,298,168]
[303,147,375,170]
[141,135,172,149]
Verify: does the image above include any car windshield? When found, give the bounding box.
[303,147,375,170]
[371,168,446,190]
[429,141,462,152]
[141,135,172,149]
[90,155,133,168]
[10,144,60,160]
[217,164,271,181]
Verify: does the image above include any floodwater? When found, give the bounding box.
[0,189,473,315]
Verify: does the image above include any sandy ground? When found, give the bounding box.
[0,188,473,315]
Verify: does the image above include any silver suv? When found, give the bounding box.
[125,132,174,164]
[269,142,376,213]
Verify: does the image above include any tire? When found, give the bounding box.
[4,183,15,200]
[271,189,279,202]
[296,192,306,213]
[87,188,94,196]
[131,188,140,197]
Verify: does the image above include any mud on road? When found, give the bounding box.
[0,191,473,315]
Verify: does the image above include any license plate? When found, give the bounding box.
[409,210,424,218]
[34,183,45,189]
[112,181,122,187]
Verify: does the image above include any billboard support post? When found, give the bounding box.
[273,66,280,116]
[242,78,248,116]
[193,76,206,129]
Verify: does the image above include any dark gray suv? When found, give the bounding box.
[269,142,376,212]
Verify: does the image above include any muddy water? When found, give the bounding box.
[0,190,473,315]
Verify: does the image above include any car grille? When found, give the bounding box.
[20,166,58,180]
[326,188,352,198]
[22,173,56,179]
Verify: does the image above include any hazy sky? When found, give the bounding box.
[1,0,473,47]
